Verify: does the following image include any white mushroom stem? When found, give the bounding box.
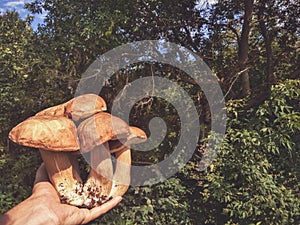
[82,143,113,208]
[39,149,84,206]
[109,146,131,197]
[108,127,147,198]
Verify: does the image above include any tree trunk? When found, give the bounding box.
[238,0,254,97]
[258,2,275,93]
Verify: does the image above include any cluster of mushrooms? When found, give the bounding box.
[8,94,147,208]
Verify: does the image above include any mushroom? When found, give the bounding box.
[8,116,84,206]
[30,93,107,205]
[36,94,107,121]
[109,126,147,198]
[77,112,130,208]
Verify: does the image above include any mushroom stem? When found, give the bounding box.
[109,147,131,197]
[108,126,147,198]
[82,143,113,208]
[39,149,84,206]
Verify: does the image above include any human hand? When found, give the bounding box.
[0,163,122,225]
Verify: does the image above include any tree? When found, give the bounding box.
[26,0,132,75]
[202,0,300,102]
[0,11,36,143]
[238,0,253,97]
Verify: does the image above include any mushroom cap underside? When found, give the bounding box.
[9,116,80,151]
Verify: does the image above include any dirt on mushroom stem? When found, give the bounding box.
[81,142,114,208]
[39,149,85,206]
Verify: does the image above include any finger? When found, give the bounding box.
[81,196,122,224]
[34,163,49,185]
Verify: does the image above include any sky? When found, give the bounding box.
[0,0,46,29]
[0,0,217,30]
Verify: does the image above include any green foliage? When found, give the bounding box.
[0,147,41,213]
[0,11,73,145]
[0,11,36,141]
[26,0,131,72]
[87,168,197,225]
[200,79,300,224]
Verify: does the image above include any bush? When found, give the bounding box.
[0,146,41,213]
[200,79,300,224]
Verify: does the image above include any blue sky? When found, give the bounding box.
[0,0,46,28]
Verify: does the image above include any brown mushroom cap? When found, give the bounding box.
[9,116,80,151]
[65,94,107,121]
[77,112,130,153]
[36,94,107,121]
[127,126,147,144]
[35,103,65,118]
[109,126,147,153]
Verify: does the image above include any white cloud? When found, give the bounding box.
[4,0,25,8]
[197,0,217,4]
[195,0,217,10]
[3,0,27,17]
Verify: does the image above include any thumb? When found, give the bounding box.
[34,163,49,185]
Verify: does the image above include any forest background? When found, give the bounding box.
[0,0,299,224]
